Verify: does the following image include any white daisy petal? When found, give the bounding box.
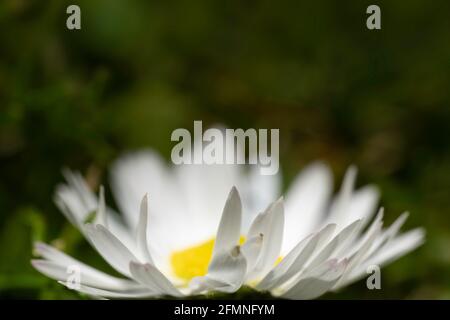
[264,225,345,296]
[190,247,247,294]
[280,259,348,299]
[175,162,245,242]
[55,173,136,250]
[242,166,281,231]
[341,208,384,259]
[334,210,384,288]
[338,228,425,288]
[62,169,97,213]
[371,212,410,253]
[212,187,242,256]
[85,224,139,276]
[356,212,410,263]
[110,151,187,251]
[263,220,360,291]
[110,151,174,228]
[34,242,77,266]
[326,165,357,226]
[367,228,425,272]
[257,224,336,291]
[241,234,263,277]
[189,277,225,294]
[303,220,361,274]
[31,259,141,292]
[54,195,80,228]
[95,185,107,227]
[136,194,154,264]
[283,162,333,254]
[366,228,425,266]
[246,198,284,280]
[344,185,379,228]
[58,281,156,299]
[33,242,140,291]
[129,262,184,297]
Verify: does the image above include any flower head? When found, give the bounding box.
[32,150,424,299]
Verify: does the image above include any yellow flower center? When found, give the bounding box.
[170,236,245,282]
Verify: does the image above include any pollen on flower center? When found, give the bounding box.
[170,236,245,282]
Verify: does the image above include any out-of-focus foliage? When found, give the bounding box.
[0,0,449,299]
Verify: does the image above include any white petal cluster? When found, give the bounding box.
[32,150,424,299]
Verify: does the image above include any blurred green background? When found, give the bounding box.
[0,0,449,299]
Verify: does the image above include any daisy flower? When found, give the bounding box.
[32,150,424,299]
